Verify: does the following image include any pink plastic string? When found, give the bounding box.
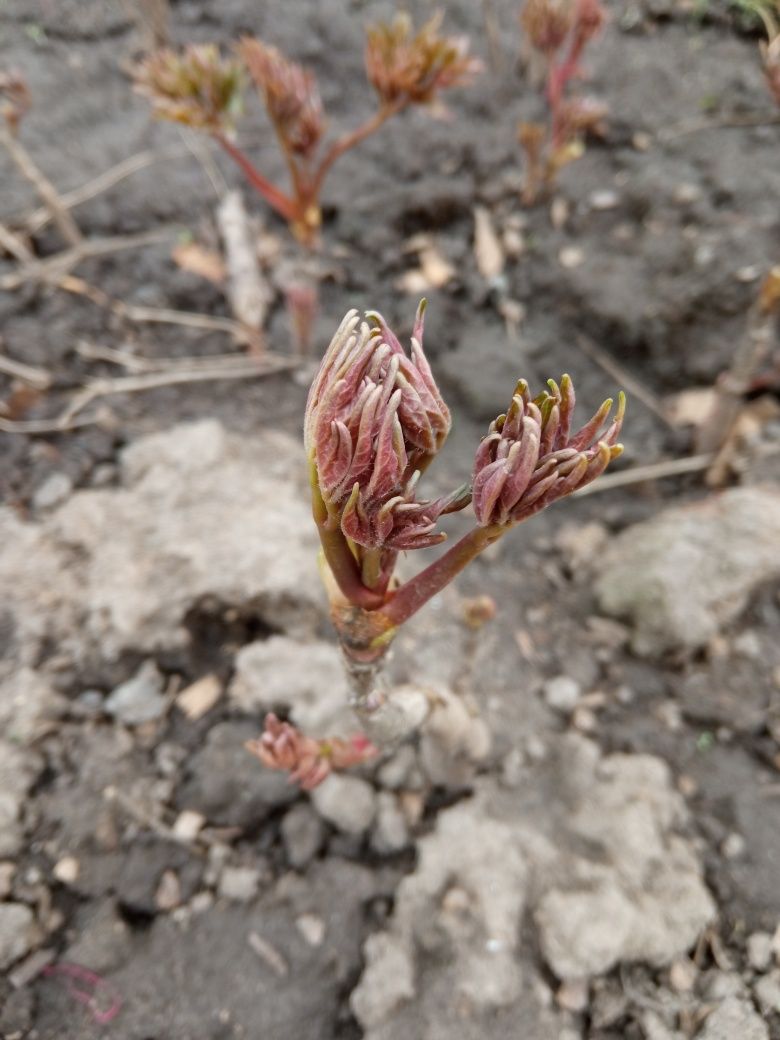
[42,962,122,1025]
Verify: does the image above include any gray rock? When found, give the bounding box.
[310,775,377,835]
[0,667,66,744]
[117,839,203,916]
[754,970,780,1014]
[747,931,774,972]
[177,720,297,829]
[535,740,715,979]
[230,636,352,735]
[543,675,582,713]
[64,899,133,974]
[0,741,43,857]
[0,422,323,683]
[376,745,421,790]
[351,733,717,1039]
[33,472,73,510]
[371,792,411,855]
[217,866,261,903]
[281,803,326,870]
[351,802,530,1032]
[105,660,166,725]
[696,997,769,1040]
[0,903,38,971]
[595,488,780,656]
[351,933,416,1029]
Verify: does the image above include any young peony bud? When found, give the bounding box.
[472,374,624,526]
[520,0,574,55]
[306,303,466,551]
[134,45,244,132]
[238,37,324,158]
[365,13,481,108]
[246,713,376,789]
[572,0,607,46]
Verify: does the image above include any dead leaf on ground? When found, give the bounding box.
[665,387,717,428]
[176,673,222,720]
[172,241,226,285]
[397,234,456,294]
[473,205,504,282]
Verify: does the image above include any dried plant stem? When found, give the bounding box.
[0,341,52,389]
[1,125,83,246]
[575,334,673,429]
[572,453,714,494]
[217,189,272,329]
[57,275,264,352]
[0,228,172,291]
[60,355,293,424]
[0,220,33,263]
[696,305,776,456]
[22,147,187,234]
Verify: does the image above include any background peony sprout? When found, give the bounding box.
[135,15,480,246]
[251,302,626,784]
[518,0,608,203]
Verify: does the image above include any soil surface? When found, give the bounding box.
[1,1,780,1038]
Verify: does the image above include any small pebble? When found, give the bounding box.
[747,931,773,972]
[673,182,701,204]
[543,676,581,713]
[52,856,79,886]
[669,957,697,992]
[155,869,181,911]
[32,472,73,511]
[754,970,780,1014]
[295,913,325,947]
[172,810,205,843]
[105,661,166,726]
[218,866,260,903]
[572,706,597,732]
[559,246,584,269]
[556,977,589,1012]
[722,832,746,860]
[281,804,326,870]
[589,189,619,210]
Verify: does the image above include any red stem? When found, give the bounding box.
[380,524,504,627]
[310,101,404,201]
[547,32,586,147]
[213,132,299,223]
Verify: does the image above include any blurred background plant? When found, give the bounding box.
[517,0,608,204]
[134,14,481,248]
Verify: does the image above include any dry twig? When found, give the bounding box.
[0,228,173,290]
[59,354,295,424]
[575,333,673,429]
[1,123,83,246]
[573,453,714,496]
[22,146,188,234]
[0,338,52,389]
